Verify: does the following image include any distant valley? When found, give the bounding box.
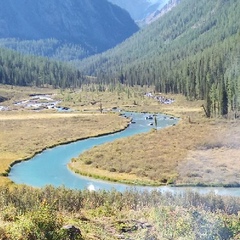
[0,0,239,118]
[108,0,180,25]
[0,1,240,238]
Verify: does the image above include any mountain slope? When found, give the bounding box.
[0,47,85,88]
[79,0,240,117]
[0,0,139,59]
[108,0,154,20]
[108,0,170,23]
[142,0,181,25]
[80,0,239,74]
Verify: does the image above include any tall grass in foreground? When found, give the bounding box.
[0,185,240,239]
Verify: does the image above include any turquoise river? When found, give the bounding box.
[9,112,240,197]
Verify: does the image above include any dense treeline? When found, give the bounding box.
[0,47,85,88]
[154,32,240,117]
[0,38,90,61]
[78,0,240,117]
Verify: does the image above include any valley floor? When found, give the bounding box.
[1,85,240,239]
[0,84,240,187]
[70,93,240,187]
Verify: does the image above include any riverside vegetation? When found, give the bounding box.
[69,87,240,187]
[0,84,129,185]
[0,84,240,239]
[1,185,240,239]
[0,0,239,238]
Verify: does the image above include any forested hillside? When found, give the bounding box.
[0,0,138,60]
[79,0,240,117]
[0,47,85,88]
[0,38,90,61]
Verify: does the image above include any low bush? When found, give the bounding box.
[0,185,240,239]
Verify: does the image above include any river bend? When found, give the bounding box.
[9,112,240,197]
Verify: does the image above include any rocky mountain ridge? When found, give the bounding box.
[108,0,179,25]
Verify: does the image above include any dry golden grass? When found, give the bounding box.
[0,112,128,185]
[56,85,155,112]
[1,84,240,187]
[176,120,240,186]
[0,84,56,105]
[0,84,130,186]
[70,119,212,185]
[70,93,240,186]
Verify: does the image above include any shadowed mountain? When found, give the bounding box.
[0,0,139,59]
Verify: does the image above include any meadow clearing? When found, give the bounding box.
[0,84,240,187]
[0,85,130,185]
[1,84,240,239]
[67,87,240,187]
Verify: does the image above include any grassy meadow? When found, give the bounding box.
[69,89,240,187]
[70,117,240,187]
[0,84,131,185]
[1,83,239,187]
[1,84,240,239]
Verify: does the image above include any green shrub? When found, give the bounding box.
[7,201,63,240]
[0,227,8,240]
[1,205,18,222]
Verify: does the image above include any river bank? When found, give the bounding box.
[69,94,240,187]
[9,111,178,189]
[0,111,129,185]
[2,87,240,238]
[2,85,240,188]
